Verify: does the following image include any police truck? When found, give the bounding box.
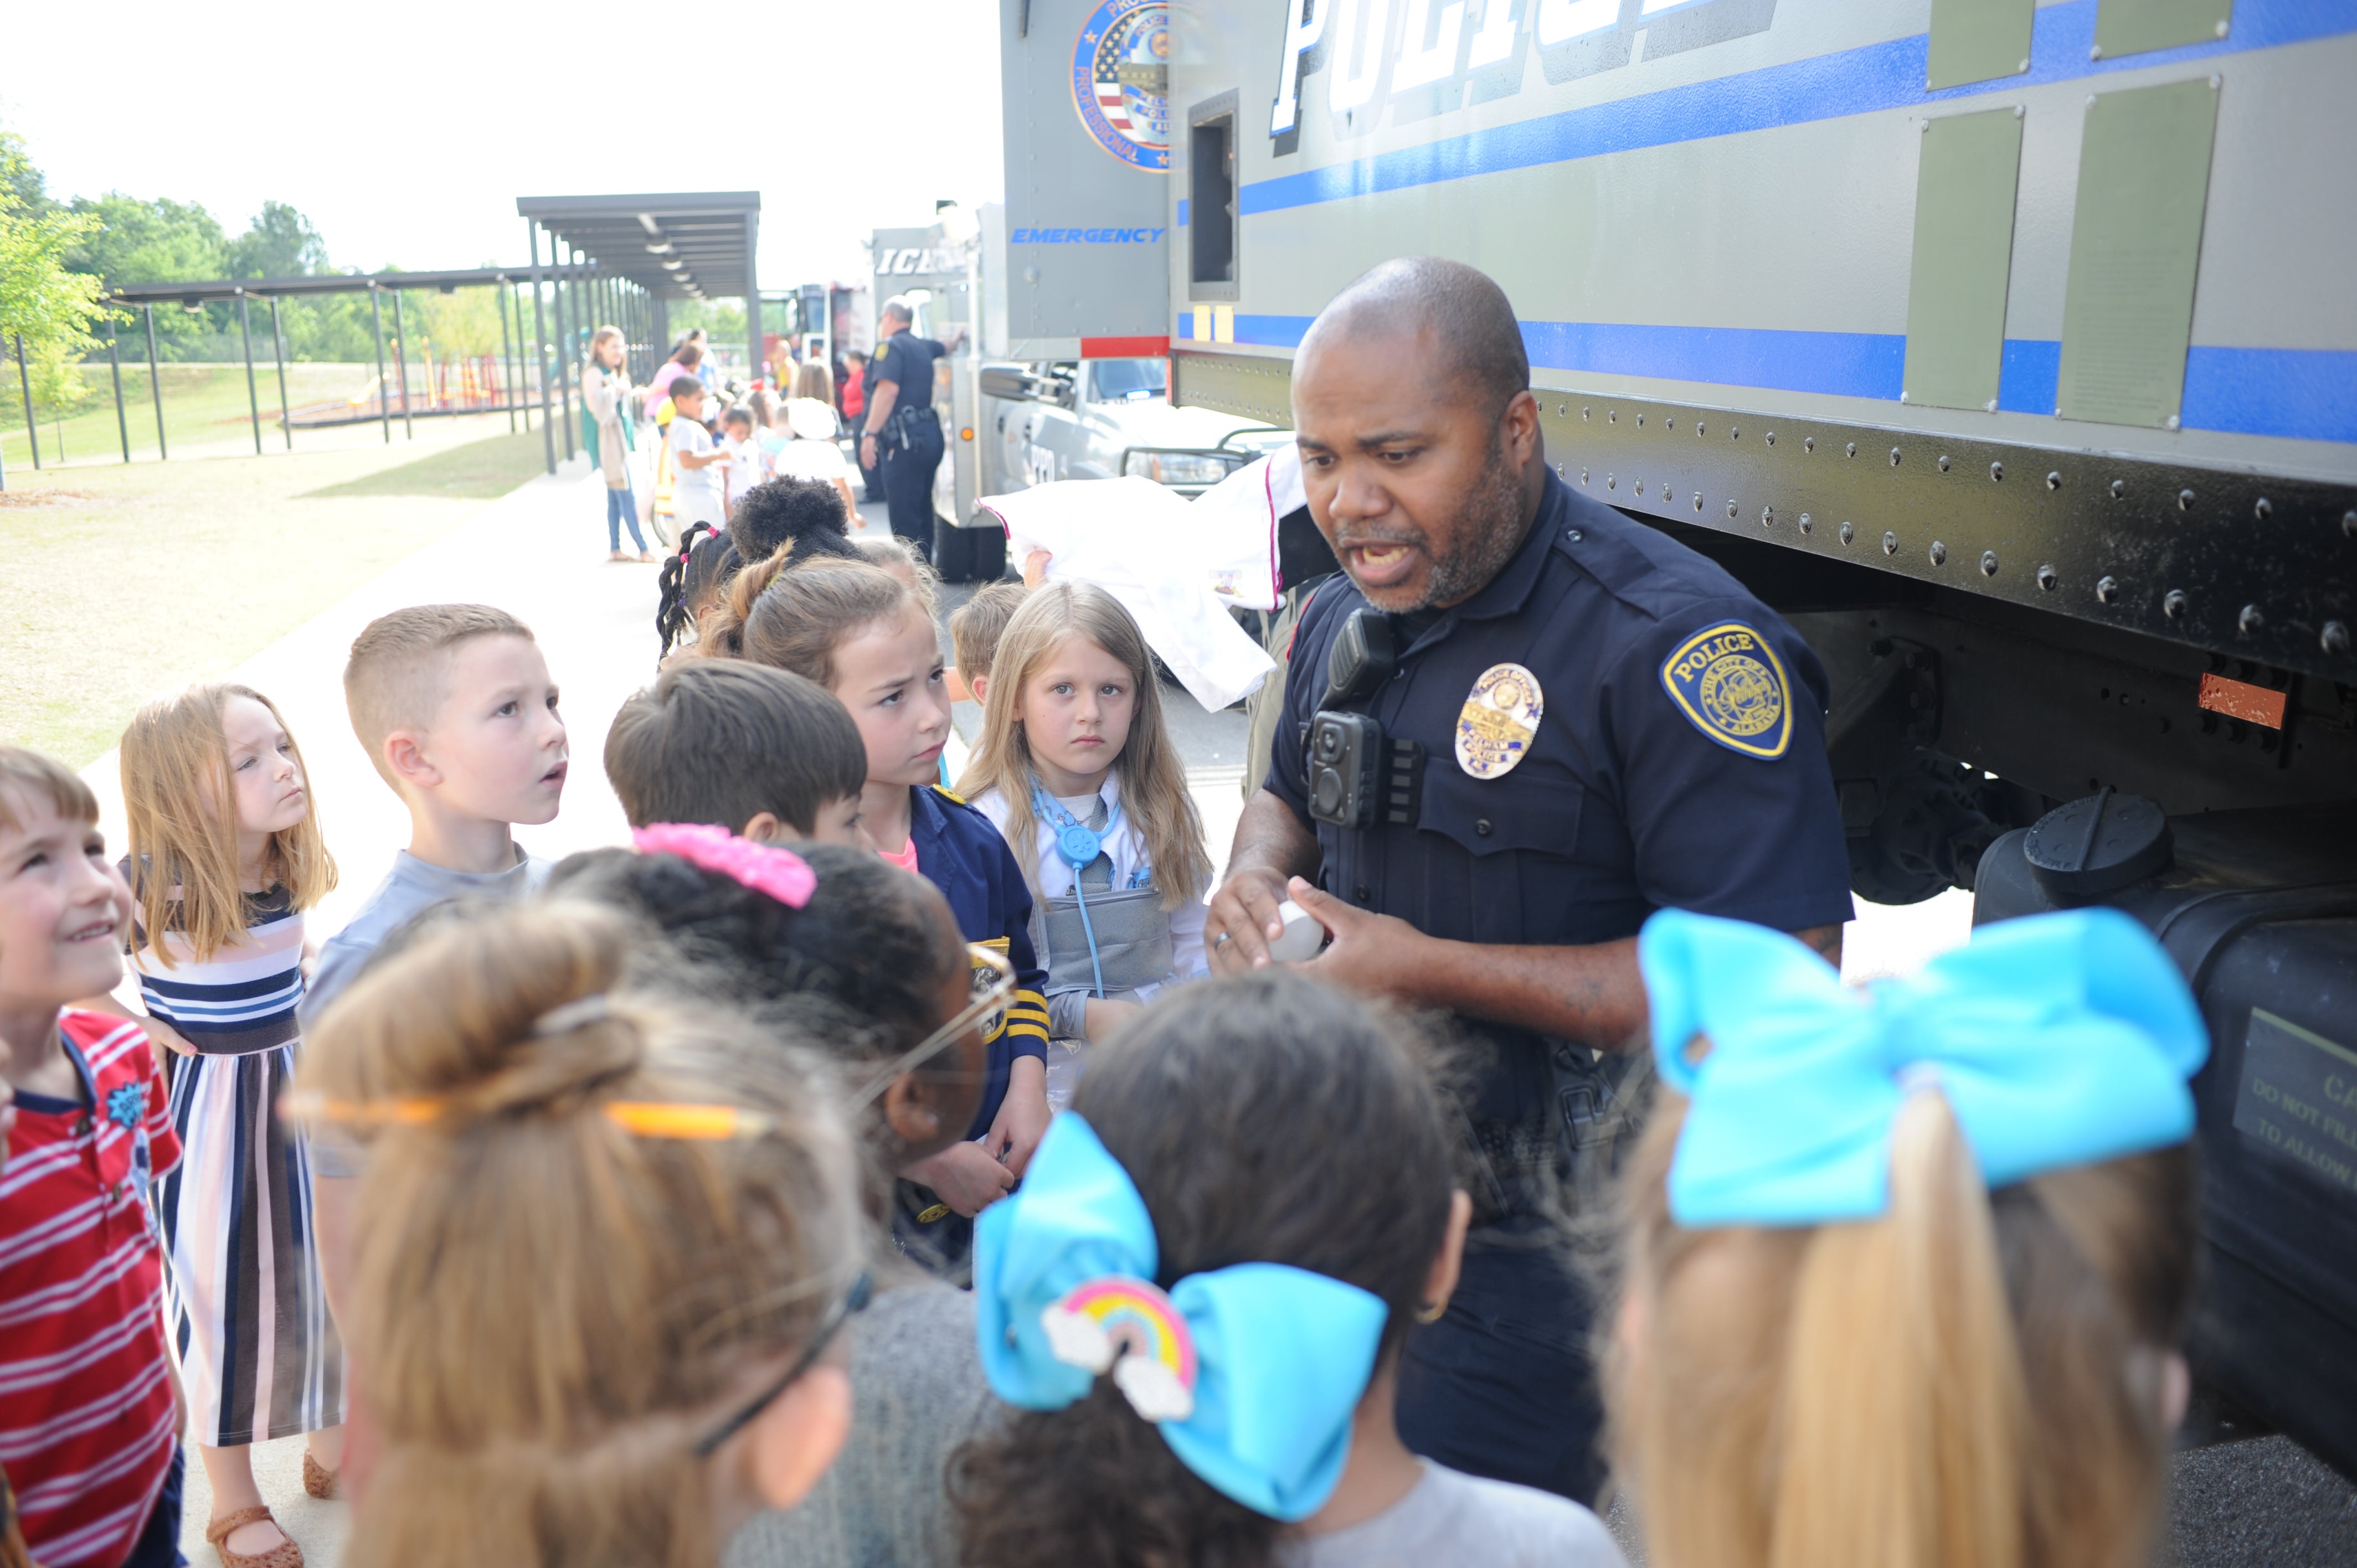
[994,0,2357,1486]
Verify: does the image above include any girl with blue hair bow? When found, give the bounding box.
[1607,907,2207,1568]
[953,971,1628,1567]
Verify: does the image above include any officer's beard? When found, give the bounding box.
[1413,432,1532,611]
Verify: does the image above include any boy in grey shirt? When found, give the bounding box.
[301,604,570,1338]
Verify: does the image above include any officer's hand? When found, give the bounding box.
[1289,879,1433,1000]
[1206,866,1293,974]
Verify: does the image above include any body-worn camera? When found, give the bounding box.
[1304,610,1423,831]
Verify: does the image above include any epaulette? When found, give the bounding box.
[931,783,968,806]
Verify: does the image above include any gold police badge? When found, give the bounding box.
[1659,622,1792,759]
[1455,662,1544,779]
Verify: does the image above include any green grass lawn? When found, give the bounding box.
[0,422,547,766]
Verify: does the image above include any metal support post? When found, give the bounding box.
[513,283,532,431]
[238,292,263,455]
[498,280,517,432]
[744,209,764,388]
[528,222,555,474]
[109,317,131,462]
[370,287,390,442]
[16,335,42,470]
[269,297,292,451]
[392,290,414,439]
[555,242,577,461]
[144,305,167,459]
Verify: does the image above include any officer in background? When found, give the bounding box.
[1206,257,1853,1504]
[860,296,964,559]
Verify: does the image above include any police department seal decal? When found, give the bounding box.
[1456,663,1543,779]
[1071,1,1170,170]
[1660,622,1792,759]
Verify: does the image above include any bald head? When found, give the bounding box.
[1299,257,1529,419]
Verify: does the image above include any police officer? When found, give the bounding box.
[1206,258,1852,1504]
[859,296,965,559]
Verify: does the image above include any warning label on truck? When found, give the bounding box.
[2232,1008,2357,1198]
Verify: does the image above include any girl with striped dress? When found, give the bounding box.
[115,684,344,1568]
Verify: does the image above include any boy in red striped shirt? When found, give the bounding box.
[0,747,185,1568]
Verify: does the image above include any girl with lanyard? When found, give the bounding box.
[958,582,1212,1106]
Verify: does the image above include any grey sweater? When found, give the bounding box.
[723,1278,997,1568]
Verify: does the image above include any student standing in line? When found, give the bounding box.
[667,377,732,537]
[953,971,1625,1567]
[301,604,570,1324]
[957,583,1212,1107]
[703,559,1052,1276]
[1608,907,2209,1568]
[0,747,189,1568]
[294,902,863,1568]
[89,686,348,1566]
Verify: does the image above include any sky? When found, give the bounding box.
[4,0,1005,293]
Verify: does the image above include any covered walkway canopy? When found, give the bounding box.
[517,192,761,384]
[90,255,654,475]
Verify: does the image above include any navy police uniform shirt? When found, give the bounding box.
[869,330,946,439]
[1267,469,1851,1211]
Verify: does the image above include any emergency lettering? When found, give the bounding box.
[1010,228,1169,244]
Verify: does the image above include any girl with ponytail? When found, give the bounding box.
[1609,908,2207,1568]
[953,971,1625,1567]
[295,902,866,1568]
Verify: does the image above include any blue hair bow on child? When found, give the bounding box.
[1636,906,2209,1229]
[974,1113,1389,1521]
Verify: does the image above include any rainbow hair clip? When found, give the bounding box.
[1041,1276,1200,1422]
[974,1114,1389,1522]
[632,822,816,909]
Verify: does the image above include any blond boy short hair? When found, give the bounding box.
[0,745,99,833]
[949,579,1030,687]
[344,605,534,786]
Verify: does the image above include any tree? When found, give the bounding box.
[61,192,227,355]
[0,131,108,419]
[226,202,328,280]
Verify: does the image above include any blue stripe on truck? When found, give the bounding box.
[1212,317,2357,446]
[1238,0,2354,217]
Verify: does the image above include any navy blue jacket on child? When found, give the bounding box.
[912,783,1051,1129]
[901,784,1051,1278]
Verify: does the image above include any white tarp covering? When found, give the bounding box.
[975,474,1279,712]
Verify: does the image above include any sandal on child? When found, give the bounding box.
[302,1448,338,1500]
[205,1505,304,1568]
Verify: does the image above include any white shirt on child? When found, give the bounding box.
[1280,1461,1628,1568]
[669,417,725,527]
[669,416,718,493]
[969,771,1208,985]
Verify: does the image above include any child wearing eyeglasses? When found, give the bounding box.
[294,900,866,1568]
[703,558,1054,1273]
[549,828,1016,1568]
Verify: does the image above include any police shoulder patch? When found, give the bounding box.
[1659,621,1793,759]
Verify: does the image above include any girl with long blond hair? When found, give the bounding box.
[295,900,864,1568]
[95,683,343,1566]
[956,582,1212,1103]
[1608,907,2208,1568]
